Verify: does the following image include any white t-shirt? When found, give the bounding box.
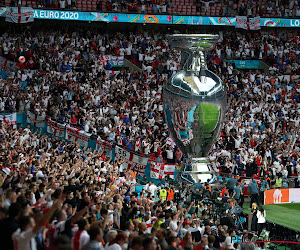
[169,220,178,232]
[139,53,144,61]
[235,137,243,148]
[224,236,234,249]
[60,0,65,8]
[52,220,68,238]
[108,210,114,223]
[12,228,37,250]
[106,243,122,250]
[166,149,173,159]
[79,230,90,250]
[148,184,157,196]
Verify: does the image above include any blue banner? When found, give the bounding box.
[173,16,236,26]
[32,9,171,24]
[261,18,300,27]
[227,60,261,69]
[1,7,300,27]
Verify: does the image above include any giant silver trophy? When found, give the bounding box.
[163,34,226,184]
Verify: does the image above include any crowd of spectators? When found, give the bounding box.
[0,28,299,163]
[210,31,300,75]
[0,125,273,250]
[0,28,299,172]
[0,28,182,161]
[0,23,298,250]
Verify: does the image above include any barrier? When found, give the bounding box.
[264,188,300,205]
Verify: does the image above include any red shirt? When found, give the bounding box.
[221,188,229,197]
[101,154,107,162]
[193,243,203,250]
[70,117,77,124]
[73,230,84,250]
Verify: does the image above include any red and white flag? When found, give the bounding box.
[65,125,91,148]
[99,55,111,66]
[27,111,46,127]
[166,137,176,148]
[115,146,148,175]
[5,7,34,23]
[105,70,120,76]
[0,113,17,129]
[150,162,176,179]
[235,16,260,30]
[47,118,65,138]
[111,56,124,66]
[96,138,113,158]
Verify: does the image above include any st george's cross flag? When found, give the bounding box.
[150,162,176,179]
[5,7,34,23]
[115,146,148,175]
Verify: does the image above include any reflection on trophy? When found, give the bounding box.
[163,34,226,184]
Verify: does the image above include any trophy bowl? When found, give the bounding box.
[163,34,226,184]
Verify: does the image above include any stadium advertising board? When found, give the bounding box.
[262,18,300,27]
[172,16,236,25]
[0,7,300,27]
[226,60,261,69]
[264,188,300,205]
[32,9,170,23]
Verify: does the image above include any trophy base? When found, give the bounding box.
[180,157,217,184]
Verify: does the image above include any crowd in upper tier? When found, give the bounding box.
[12,0,300,17]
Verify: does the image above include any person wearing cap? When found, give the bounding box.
[210,226,222,249]
[181,220,191,238]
